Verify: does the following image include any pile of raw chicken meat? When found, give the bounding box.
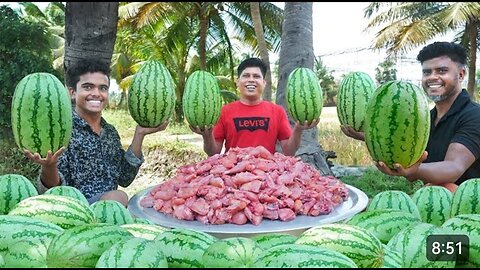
[140,146,349,225]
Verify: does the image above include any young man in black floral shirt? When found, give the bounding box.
[24,59,168,206]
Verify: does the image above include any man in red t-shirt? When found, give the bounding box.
[191,58,319,156]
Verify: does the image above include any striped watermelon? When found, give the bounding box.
[450,178,480,217]
[286,67,323,123]
[251,233,298,250]
[154,228,217,268]
[364,80,430,169]
[120,223,169,240]
[96,237,168,268]
[134,217,155,225]
[337,71,376,131]
[0,215,63,255]
[382,244,403,268]
[11,72,72,158]
[367,190,421,218]
[8,194,96,229]
[0,253,3,268]
[128,60,176,127]
[412,185,453,226]
[295,223,384,268]
[0,174,38,214]
[44,185,89,206]
[182,70,222,129]
[90,199,134,225]
[203,237,264,268]
[345,209,421,244]
[253,244,358,268]
[2,239,49,268]
[387,222,455,268]
[442,214,480,267]
[46,223,133,268]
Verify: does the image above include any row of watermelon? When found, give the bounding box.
[11,61,323,158]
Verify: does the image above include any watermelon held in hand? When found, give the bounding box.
[337,71,376,131]
[11,72,72,158]
[127,60,176,128]
[286,67,323,123]
[364,80,430,169]
[182,70,222,129]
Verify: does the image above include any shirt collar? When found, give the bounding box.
[72,110,107,129]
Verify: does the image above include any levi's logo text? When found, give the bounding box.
[234,117,270,132]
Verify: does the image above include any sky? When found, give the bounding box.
[6,2,459,83]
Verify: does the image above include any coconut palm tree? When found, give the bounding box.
[276,2,333,175]
[364,2,480,98]
[64,2,119,72]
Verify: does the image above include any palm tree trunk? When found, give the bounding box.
[250,2,273,101]
[64,2,119,73]
[198,3,208,70]
[276,2,333,175]
[466,21,478,99]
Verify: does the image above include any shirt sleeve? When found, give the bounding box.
[277,106,293,141]
[213,107,227,142]
[451,107,480,158]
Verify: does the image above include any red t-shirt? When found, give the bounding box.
[213,100,292,153]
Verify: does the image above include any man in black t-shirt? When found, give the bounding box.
[341,42,480,187]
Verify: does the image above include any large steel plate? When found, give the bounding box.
[128,184,368,238]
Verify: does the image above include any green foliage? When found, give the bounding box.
[340,168,424,198]
[0,136,39,185]
[0,5,60,134]
[314,56,338,106]
[375,57,397,85]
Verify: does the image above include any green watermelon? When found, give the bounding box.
[337,71,376,131]
[0,215,63,255]
[95,237,168,268]
[0,174,38,214]
[367,190,421,218]
[11,72,72,158]
[128,60,176,127]
[46,223,133,268]
[253,244,358,268]
[364,80,430,169]
[183,70,222,129]
[442,214,480,267]
[90,199,134,225]
[2,239,49,268]
[120,223,169,240]
[251,233,298,250]
[0,253,3,268]
[44,185,89,206]
[295,223,384,268]
[286,67,323,123]
[450,178,480,217]
[8,194,96,229]
[133,217,155,225]
[346,209,421,244]
[412,185,453,226]
[154,228,217,268]
[203,237,264,268]
[387,222,455,268]
[381,244,403,268]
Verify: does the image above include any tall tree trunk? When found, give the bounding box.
[198,3,208,70]
[276,2,333,175]
[64,2,119,74]
[250,2,273,101]
[466,21,478,99]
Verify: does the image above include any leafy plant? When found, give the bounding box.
[340,167,424,199]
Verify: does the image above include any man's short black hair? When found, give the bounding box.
[66,58,111,89]
[416,41,467,65]
[237,57,268,78]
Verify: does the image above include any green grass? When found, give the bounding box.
[340,168,424,198]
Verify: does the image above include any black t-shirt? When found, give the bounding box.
[426,89,480,185]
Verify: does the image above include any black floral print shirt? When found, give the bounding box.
[38,111,143,199]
